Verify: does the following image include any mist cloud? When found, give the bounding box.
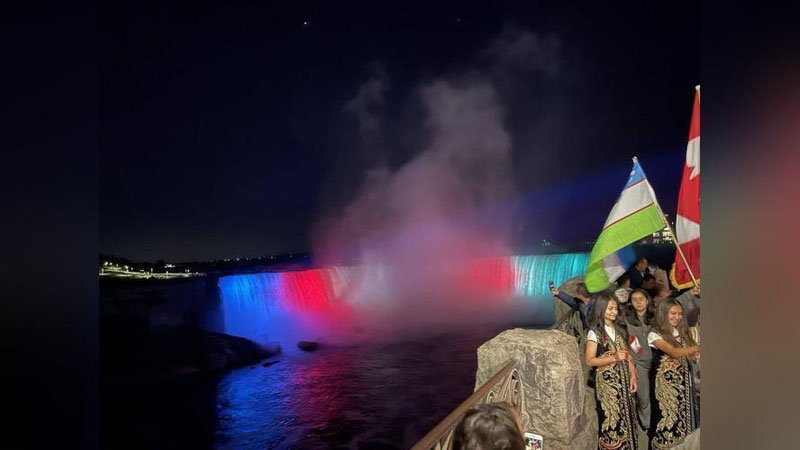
[343,63,389,145]
[483,25,560,78]
[314,26,560,341]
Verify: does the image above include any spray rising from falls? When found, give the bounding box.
[217,252,588,346]
[224,31,568,347]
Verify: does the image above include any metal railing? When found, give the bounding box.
[413,307,582,450]
[411,361,521,450]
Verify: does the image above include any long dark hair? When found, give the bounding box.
[623,288,655,326]
[452,402,525,450]
[588,291,629,350]
[652,298,697,348]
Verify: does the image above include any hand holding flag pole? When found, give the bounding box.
[585,86,699,293]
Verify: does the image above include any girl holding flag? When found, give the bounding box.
[647,298,700,449]
[585,292,639,450]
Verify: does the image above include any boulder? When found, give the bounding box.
[475,328,597,450]
[557,275,584,297]
[202,330,277,367]
[552,276,585,330]
[297,341,319,352]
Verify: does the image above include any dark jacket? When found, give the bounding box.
[627,266,651,289]
[555,291,594,327]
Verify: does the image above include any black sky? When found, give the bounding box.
[100,1,699,262]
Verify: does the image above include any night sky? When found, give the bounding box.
[100,1,699,263]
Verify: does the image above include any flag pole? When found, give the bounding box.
[633,156,699,287]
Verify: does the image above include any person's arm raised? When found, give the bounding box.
[554,291,580,309]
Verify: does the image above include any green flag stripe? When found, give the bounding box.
[585,204,665,292]
[585,258,612,293]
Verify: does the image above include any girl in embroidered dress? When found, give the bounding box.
[585,292,639,450]
[647,298,700,449]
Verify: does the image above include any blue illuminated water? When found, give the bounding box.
[216,253,589,346]
[214,325,528,449]
[511,253,589,297]
[104,254,588,448]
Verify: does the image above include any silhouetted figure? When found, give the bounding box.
[550,282,594,328]
[627,257,651,289]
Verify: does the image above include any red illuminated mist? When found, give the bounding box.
[311,80,519,341]
[308,28,559,342]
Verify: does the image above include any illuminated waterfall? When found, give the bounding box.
[218,273,284,344]
[511,253,590,298]
[217,252,588,344]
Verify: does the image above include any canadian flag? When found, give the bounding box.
[670,86,701,289]
[629,335,643,356]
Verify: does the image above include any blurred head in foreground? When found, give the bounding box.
[452,402,525,450]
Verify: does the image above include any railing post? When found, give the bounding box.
[411,361,518,450]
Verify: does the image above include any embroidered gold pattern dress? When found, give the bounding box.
[650,334,698,449]
[593,329,639,450]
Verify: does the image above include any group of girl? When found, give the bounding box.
[585,288,700,449]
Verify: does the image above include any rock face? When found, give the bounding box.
[101,276,284,388]
[102,323,282,389]
[201,330,279,370]
[475,328,598,450]
[100,276,223,333]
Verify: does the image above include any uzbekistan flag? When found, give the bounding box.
[585,159,667,293]
[670,86,701,289]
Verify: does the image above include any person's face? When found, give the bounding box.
[604,300,618,323]
[620,278,631,288]
[668,304,683,327]
[636,258,648,270]
[631,292,648,313]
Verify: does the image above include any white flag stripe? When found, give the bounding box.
[675,214,700,244]
[602,252,627,284]
[602,180,658,228]
[686,136,700,179]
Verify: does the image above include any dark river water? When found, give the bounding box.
[102,324,532,449]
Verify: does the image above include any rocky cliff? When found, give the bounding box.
[101,276,278,387]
